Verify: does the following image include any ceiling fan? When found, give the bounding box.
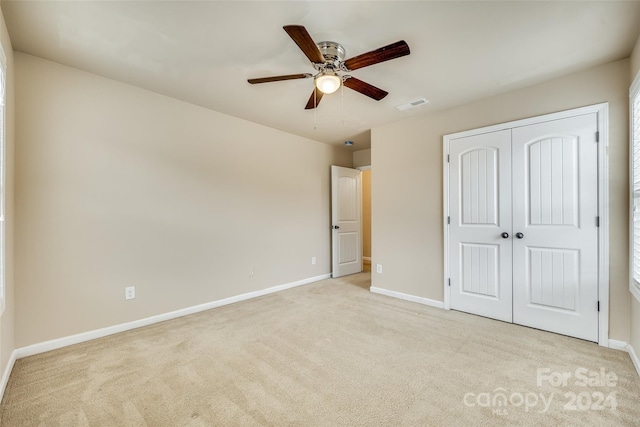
[247,25,410,109]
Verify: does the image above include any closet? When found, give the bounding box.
[444,106,605,342]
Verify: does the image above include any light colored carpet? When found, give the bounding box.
[1,272,639,426]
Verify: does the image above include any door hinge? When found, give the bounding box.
[447,154,450,163]
[448,278,451,287]
[596,216,600,227]
[597,301,600,312]
[447,216,450,224]
[596,131,600,143]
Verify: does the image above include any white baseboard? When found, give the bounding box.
[608,339,640,378]
[0,349,17,401]
[16,273,331,359]
[370,286,444,309]
[608,339,628,351]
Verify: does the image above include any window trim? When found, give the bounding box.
[630,68,640,304]
[0,45,5,315]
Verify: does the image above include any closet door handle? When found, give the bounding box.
[501,232,509,239]
[516,232,524,239]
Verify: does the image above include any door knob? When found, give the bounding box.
[516,232,524,239]
[333,225,340,229]
[501,232,509,239]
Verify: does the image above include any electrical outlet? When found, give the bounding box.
[311,257,317,265]
[376,264,383,274]
[125,286,135,300]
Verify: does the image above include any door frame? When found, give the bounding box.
[442,103,609,346]
[356,165,371,268]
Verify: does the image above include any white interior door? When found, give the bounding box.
[331,165,362,278]
[511,114,599,341]
[449,130,513,322]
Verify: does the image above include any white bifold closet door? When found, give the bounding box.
[449,129,513,323]
[511,114,598,341]
[449,113,599,342]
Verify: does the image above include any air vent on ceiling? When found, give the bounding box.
[395,98,429,111]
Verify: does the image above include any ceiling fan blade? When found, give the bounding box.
[305,87,324,109]
[283,25,325,64]
[343,77,388,101]
[248,73,312,84]
[343,40,410,71]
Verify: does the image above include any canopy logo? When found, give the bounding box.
[463,389,553,416]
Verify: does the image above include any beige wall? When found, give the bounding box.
[0,5,15,382]
[353,149,371,168]
[630,33,640,365]
[14,53,351,347]
[372,59,631,341]
[362,170,371,259]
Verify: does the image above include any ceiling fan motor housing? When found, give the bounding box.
[316,41,346,68]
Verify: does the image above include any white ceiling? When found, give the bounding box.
[3,1,640,149]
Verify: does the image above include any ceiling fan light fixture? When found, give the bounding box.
[315,72,341,94]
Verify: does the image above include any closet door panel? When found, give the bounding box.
[511,113,599,342]
[449,130,513,322]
